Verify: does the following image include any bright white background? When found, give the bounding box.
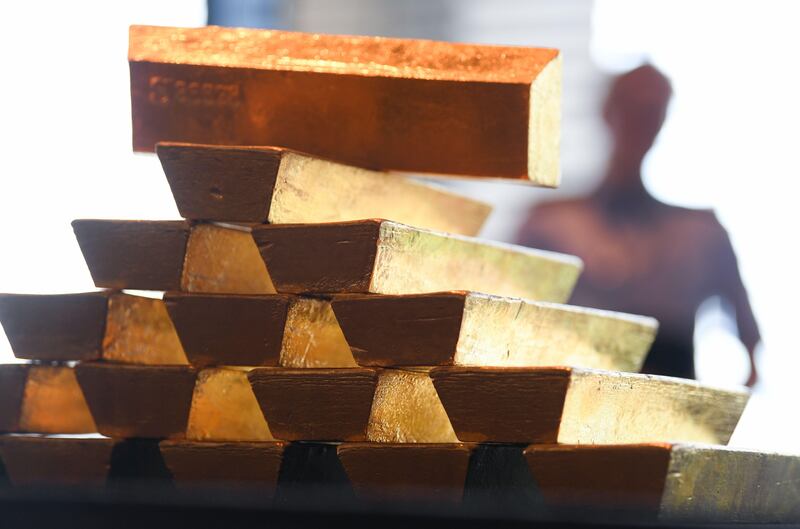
[0,0,798,452]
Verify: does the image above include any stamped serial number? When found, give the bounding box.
[147,76,242,107]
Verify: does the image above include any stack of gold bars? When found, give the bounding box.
[0,25,798,525]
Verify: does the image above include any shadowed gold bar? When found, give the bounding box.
[524,444,800,523]
[332,292,657,371]
[431,367,749,444]
[159,440,286,491]
[164,293,355,368]
[253,220,582,301]
[0,291,187,364]
[338,443,472,503]
[0,436,115,487]
[0,365,96,434]
[158,142,491,235]
[131,25,562,183]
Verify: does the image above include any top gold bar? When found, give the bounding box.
[129,25,562,184]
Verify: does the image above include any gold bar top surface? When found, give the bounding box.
[130,25,558,83]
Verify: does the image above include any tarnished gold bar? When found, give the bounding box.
[131,25,562,183]
[0,436,115,487]
[158,142,491,235]
[0,365,96,434]
[524,444,800,523]
[431,367,749,444]
[164,293,355,368]
[254,220,581,301]
[333,292,657,371]
[186,368,273,442]
[0,291,187,364]
[159,440,286,491]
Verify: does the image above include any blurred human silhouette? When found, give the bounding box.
[518,65,760,386]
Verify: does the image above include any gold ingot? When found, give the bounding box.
[130,25,562,183]
[525,443,800,523]
[253,220,582,301]
[431,366,749,445]
[103,293,188,365]
[186,368,274,442]
[11,366,96,434]
[332,291,657,371]
[366,369,457,443]
[181,223,275,294]
[158,142,491,235]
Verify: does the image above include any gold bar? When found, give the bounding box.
[247,368,378,442]
[75,363,196,439]
[159,440,286,491]
[130,25,562,183]
[338,443,472,503]
[431,367,749,444]
[0,291,187,364]
[246,367,454,443]
[158,142,491,235]
[332,292,657,371]
[75,220,581,301]
[0,365,96,434]
[0,436,115,487]
[164,293,355,368]
[524,444,800,523]
[186,368,273,442]
[253,220,582,301]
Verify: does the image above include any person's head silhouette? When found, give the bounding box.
[604,64,672,182]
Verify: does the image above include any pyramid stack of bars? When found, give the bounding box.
[1,25,799,525]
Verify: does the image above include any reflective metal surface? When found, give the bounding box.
[103,294,188,365]
[270,152,491,235]
[372,221,582,302]
[186,368,274,442]
[456,293,657,370]
[182,224,275,294]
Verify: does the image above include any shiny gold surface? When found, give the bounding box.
[130,25,557,84]
[660,444,800,523]
[186,368,273,442]
[366,369,457,443]
[19,367,96,434]
[558,370,749,445]
[103,293,188,365]
[269,152,491,236]
[181,224,275,294]
[455,293,657,370]
[279,297,357,368]
[371,222,582,302]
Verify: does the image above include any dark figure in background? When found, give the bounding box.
[518,65,760,386]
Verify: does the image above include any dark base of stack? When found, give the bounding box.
[0,485,785,529]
